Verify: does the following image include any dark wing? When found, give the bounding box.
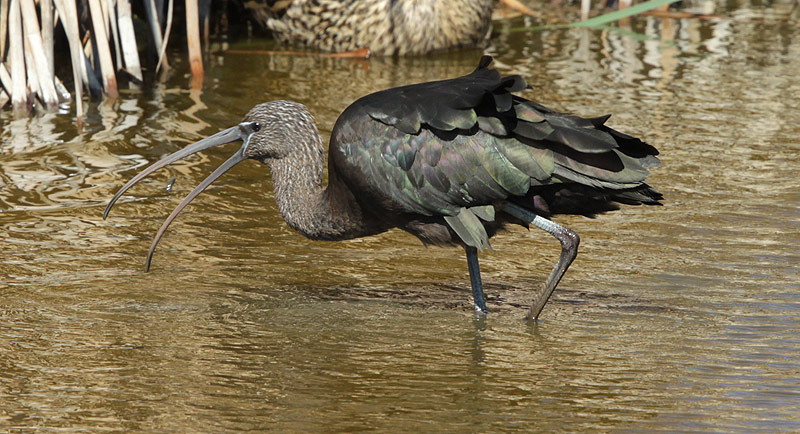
[332,56,660,249]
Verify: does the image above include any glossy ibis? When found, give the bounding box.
[104,56,662,319]
[248,0,527,55]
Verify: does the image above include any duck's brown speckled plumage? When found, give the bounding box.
[248,0,493,55]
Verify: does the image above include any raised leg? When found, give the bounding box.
[502,203,581,321]
[465,247,488,314]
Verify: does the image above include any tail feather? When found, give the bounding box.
[611,185,663,205]
[523,184,662,219]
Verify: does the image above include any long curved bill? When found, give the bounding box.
[104,121,261,271]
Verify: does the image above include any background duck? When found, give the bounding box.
[246,0,497,55]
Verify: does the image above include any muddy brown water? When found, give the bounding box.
[2,2,800,432]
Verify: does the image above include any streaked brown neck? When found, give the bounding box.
[265,130,386,241]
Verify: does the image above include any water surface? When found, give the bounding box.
[2,1,800,432]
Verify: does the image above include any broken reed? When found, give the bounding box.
[0,0,206,118]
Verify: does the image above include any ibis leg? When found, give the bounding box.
[465,247,488,314]
[502,203,581,321]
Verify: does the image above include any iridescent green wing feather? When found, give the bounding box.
[333,56,660,249]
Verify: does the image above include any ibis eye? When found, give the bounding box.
[252,122,261,132]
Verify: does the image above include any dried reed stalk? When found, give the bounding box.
[86,0,118,97]
[155,0,174,73]
[41,0,54,76]
[20,0,59,107]
[104,0,123,69]
[0,63,13,108]
[0,0,8,60]
[116,0,142,82]
[53,0,85,117]
[144,0,169,71]
[8,0,27,111]
[23,39,42,100]
[185,0,204,87]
